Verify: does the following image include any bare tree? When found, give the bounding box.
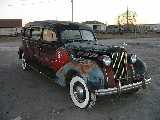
[117,7,137,32]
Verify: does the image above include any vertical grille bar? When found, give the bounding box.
[111,52,127,81]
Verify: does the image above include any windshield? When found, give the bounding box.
[61,30,95,41]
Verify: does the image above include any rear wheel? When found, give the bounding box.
[70,76,96,109]
[21,53,29,70]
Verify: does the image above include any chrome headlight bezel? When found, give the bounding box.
[131,54,137,63]
[102,55,111,66]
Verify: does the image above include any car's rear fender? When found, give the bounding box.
[18,47,23,59]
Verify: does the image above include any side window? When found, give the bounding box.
[61,30,81,40]
[31,27,42,40]
[24,28,31,37]
[43,29,57,42]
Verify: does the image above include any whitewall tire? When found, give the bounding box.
[70,76,96,109]
[21,53,28,70]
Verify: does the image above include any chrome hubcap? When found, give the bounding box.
[73,83,86,103]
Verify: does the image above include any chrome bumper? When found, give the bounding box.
[95,78,151,96]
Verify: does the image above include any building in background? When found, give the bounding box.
[0,19,22,36]
[106,24,160,33]
[136,24,160,33]
[106,25,119,33]
[82,21,106,32]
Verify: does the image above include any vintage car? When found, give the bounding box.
[18,20,151,109]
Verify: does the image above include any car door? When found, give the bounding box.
[30,27,42,61]
[39,28,57,67]
[40,28,70,72]
[22,27,34,59]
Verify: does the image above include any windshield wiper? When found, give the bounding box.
[62,39,94,43]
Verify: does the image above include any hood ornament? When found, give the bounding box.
[121,42,127,48]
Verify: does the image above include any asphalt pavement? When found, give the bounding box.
[0,37,160,120]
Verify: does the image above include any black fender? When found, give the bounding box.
[133,57,147,75]
[55,59,105,90]
[18,47,23,59]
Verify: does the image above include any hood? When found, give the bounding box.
[64,41,126,55]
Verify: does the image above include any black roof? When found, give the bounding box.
[82,21,105,25]
[24,20,92,30]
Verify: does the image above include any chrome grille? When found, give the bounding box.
[111,52,128,80]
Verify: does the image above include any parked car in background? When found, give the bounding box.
[18,20,151,109]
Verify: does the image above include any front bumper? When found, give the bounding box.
[95,78,151,96]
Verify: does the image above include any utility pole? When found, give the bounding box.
[126,6,129,32]
[71,0,73,22]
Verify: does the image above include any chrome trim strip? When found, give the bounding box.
[124,52,128,79]
[114,52,124,78]
[120,67,124,79]
[111,53,115,59]
[95,78,151,96]
[112,52,119,68]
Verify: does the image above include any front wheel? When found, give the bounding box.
[70,76,96,109]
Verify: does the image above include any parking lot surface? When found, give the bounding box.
[0,37,160,120]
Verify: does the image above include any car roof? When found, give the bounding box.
[24,20,92,31]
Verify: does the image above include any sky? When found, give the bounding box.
[0,0,160,26]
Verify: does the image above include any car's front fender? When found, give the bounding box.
[133,57,147,75]
[55,59,105,89]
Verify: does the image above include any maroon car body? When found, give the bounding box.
[18,20,151,109]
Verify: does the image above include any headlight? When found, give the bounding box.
[71,54,76,60]
[102,55,111,66]
[131,54,137,63]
